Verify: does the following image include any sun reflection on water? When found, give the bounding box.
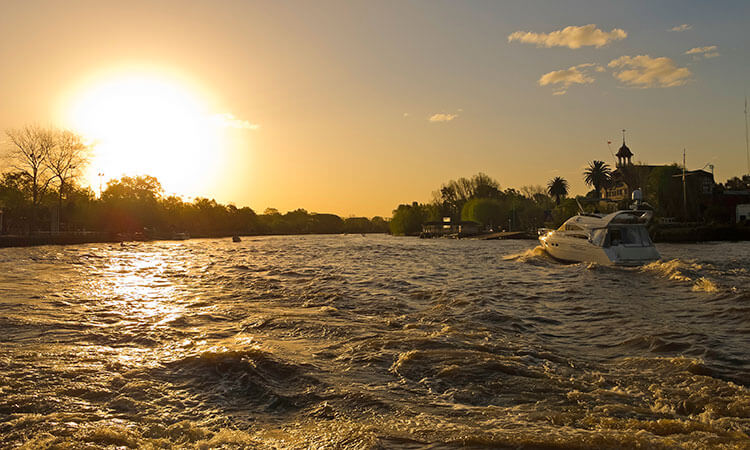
[97,252,182,318]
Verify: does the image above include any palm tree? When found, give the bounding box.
[583,160,612,198]
[547,177,569,205]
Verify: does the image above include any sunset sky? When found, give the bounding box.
[1,0,748,217]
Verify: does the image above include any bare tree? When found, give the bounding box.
[48,130,89,230]
[4,126,56,230]
[519,184,546,199]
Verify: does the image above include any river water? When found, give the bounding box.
[1,235,748,448]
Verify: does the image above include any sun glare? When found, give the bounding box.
[66,72,226,198]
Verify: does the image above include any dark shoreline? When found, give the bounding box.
[0,231,387,248]
[650,224,750,243]
[0,232,119,248]
[1,225,749,248]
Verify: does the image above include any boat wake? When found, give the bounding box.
[640,259,719,293]
[506,249,722,293]
[503,246,555,265]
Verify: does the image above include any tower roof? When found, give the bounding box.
[616,142,632,158]
[616,129,633,158]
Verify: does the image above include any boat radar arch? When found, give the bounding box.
[631,188,643,203]
[629,187,654,211]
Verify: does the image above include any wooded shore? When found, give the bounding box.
[0,230,389,248]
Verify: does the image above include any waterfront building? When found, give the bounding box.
[421,217,480,237]
[603,135,716,206]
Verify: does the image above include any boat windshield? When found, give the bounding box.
[591,228,608,246]
[558,222,584,232]
[592,226,653,247]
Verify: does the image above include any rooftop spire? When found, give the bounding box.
[616,128,633,165]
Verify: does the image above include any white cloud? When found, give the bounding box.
[685,45,719,59]
[507,24,627,49]
[429,113,458,122]
[213,113,259,130]
[669,24,692,32]
[608,55,691,88]
[538,63,602,94]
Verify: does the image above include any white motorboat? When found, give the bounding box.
[538,209,660,266]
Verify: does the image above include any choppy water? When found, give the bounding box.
[1,235,749,448]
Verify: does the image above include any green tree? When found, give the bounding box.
[284,209,313,234]
[101,175,164,232]
[311,213,344,234]
[461,198,503,228]
[390,202,427,236]
[370,216,389,233]
[62,185,97,232]
[102,175,163,203]
[434,172,502,219]
[723,176,750,190]
[0,171,32,233]
[229,206,258,235]
[343,217,371,233]
[190,198,228,235]
[646,165,681,215]
[551,197,580,227]
[471,172,502,199]
[546,177,569,205]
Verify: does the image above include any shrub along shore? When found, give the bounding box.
[1,174,389,247]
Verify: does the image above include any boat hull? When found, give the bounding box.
[539,233,660,266]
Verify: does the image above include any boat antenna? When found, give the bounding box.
[575,198,585,214]
[745,94,749,175]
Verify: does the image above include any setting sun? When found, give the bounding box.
[66,72,225,197]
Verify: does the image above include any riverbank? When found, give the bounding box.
[0,232,119,248]
[2,224,748,248]
[0,230,387,248]
[651,224,750,243]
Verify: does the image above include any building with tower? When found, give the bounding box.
[602,132,716,216]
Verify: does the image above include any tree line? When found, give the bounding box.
[389,161,749,236]
[4,125,745,239]
[0,126,388,237]
[389,173,565,236]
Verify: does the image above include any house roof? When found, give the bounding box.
[671,169,715,179]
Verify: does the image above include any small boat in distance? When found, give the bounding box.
[232,235,241,242]
[538,206,660,266]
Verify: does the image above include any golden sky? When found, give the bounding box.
[1,1,748,216]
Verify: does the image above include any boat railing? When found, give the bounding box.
[604,210,654,226]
